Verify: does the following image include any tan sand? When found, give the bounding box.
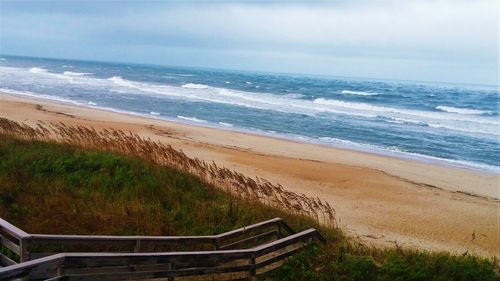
[0,92,498,257]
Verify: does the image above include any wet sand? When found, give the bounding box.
[1,92,498,257]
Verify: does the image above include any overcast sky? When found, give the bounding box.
[0,0,498,85]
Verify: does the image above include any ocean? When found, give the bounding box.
[0,55,498,173]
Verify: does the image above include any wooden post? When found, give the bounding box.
[248,255,257,281]
[19,238,29,281]
[19,238,28,262]
[134,239,141,253]
[168,262,174,281]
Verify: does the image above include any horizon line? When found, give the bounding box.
[1,53,498,88]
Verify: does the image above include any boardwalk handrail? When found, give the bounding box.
[0,219,30,240]
[0,228,324,280]
[0,217,294,264]
[29,217,291,245]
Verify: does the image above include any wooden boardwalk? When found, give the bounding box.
[0,218,325,280]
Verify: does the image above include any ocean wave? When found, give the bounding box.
[427,123,496,136]
[1,66,499,137]
[23,67,91,83]
[218,122,233,127]
[283,93,305,99]
[341,90,379,96]
[386,117,425,125]
[87,101,96,106]
[29,67,48,74]
[150,111,161,115]
[313,98,497,125]
[0,58,6,61]
[181,83,209,89]
[436,106,487,115]
[316,135,499,173]
[63,71,92,76]
[318,136,359,145]
[177,115,207,123]
[164,73,194,77]
[108,76,140,89]
[0,87,82,106]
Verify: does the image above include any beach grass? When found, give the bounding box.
[0,135,498,280]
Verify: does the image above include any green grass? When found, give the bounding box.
[0,137,498,281]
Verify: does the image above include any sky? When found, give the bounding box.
[0,0,498,85]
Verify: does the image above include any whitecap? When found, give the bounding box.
[436,106,487,115]
[63,71,92,76]
[87,101,97,106]
[177,115,207,123]
[218,122,233,127]
[150,111,161,115]
[108,76,139,89]
[341,90,379,96]
[318,137,359,145]
[181,83,209,89]
[29,67,48,74]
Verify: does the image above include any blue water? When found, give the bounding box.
[1,55,498,172]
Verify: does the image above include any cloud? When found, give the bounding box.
[1,0,498,84]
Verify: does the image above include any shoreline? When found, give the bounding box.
[1,91,499,257]
[2,88,499,177]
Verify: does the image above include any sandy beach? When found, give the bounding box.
[1,92,498,257]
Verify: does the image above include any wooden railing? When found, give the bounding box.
[0,218,325,280]
[0,218,30,266]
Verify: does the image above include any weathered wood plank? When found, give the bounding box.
[0,234,20,255]
[0,218,30,240]
[216,218,282,242]
[253,229,323,256]
[219,230,278,250]
[0,253,17,267]
[62,264,252,281]
[29,217,284,246]
[30,234,214,244]
[0,253,64,280]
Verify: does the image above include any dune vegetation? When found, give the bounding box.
[0,118,498,281]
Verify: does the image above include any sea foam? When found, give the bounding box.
[341,90,379,96]
[29,67,48,74]
[218,122,234,127]
[181,83,209,89]
[177,115,207,123]
[436,106,487,115]
[63,71,92,76]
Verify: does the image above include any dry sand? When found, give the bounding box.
[1,92,498,257]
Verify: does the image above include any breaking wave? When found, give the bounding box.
[177,115,207,123]
[1,66,499,138]
[63,71,92,76]
[181,83,209,89]
[341,90,379,96]
[436,106,488,115]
